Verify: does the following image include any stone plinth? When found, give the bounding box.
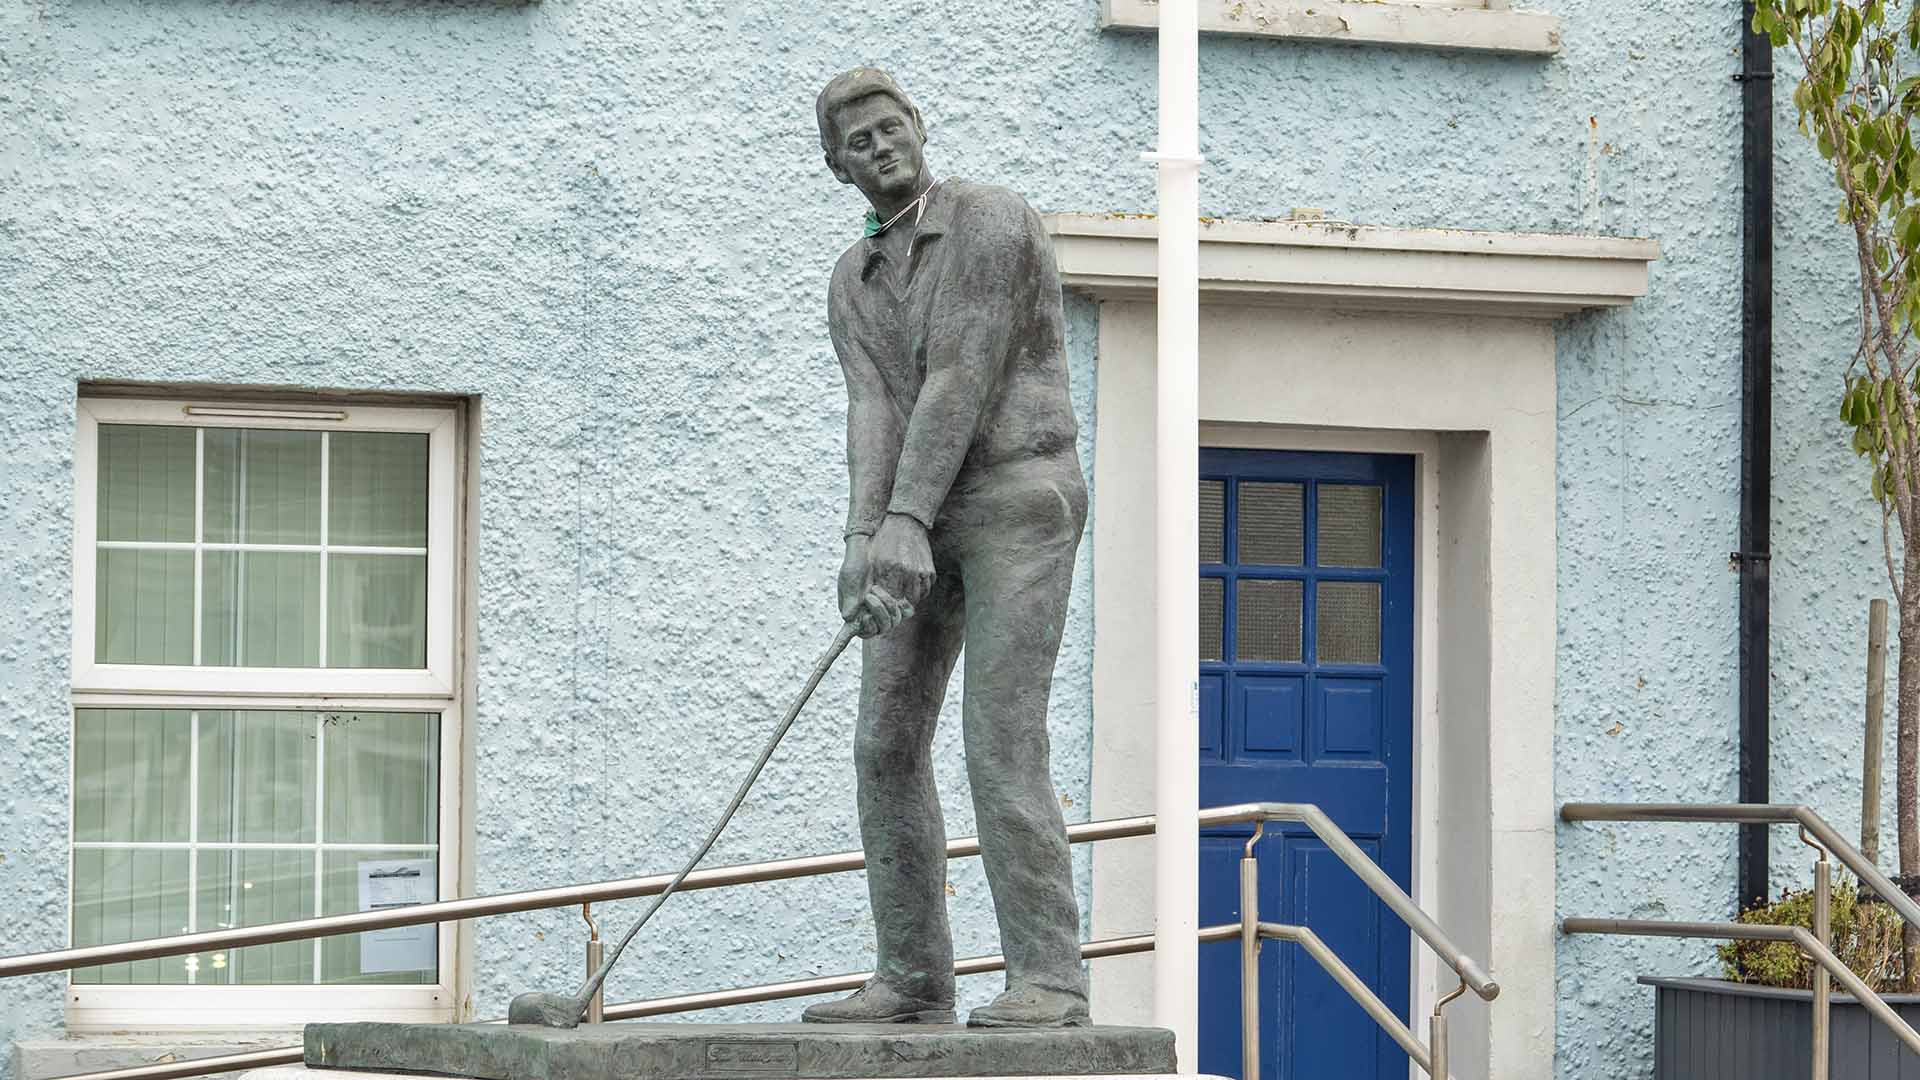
[303,1022,1177,1080]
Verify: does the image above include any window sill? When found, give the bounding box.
[1099,0,1562,56]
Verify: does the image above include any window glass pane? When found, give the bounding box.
[328,555,428,669]
[320,851,438,984]
[97,425,195,543]
[1199,577,1224,662]
[203,429,322,545]
[325,712,438,844]
[330,433,429,548]
[70,708,440,986]
[198,711,316,844]
[1236,579,1303,662]
[202,551,321,667]
[90,417,442,675]
[1317,485,1383,568]
[1317,581,1382,664]
[96,550,194,665]
[73,709,190,843]
[196,849,315,984]
[70,849,192,985]
[1199,481,1225,564]
[1237,483,1304,565]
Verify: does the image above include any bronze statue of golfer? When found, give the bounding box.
[801,67,1090,1030]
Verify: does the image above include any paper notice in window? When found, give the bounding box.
[357,858,435,974]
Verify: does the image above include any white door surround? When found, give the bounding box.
[1048,215,1658,1080]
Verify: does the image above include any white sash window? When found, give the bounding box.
[68,395,464,1029]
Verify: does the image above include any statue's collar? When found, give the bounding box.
[859,179,956,282]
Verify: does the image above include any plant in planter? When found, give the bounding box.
[1642,880,1914,1077]
[1719,877,1905,991]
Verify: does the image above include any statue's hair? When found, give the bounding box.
[816,67,922,160]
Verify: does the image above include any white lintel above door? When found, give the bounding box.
[1042,213,1660,318]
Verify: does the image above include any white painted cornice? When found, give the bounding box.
[1043,213,1660,318]
[1100,0,1562,56]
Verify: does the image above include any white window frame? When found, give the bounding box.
[73,397,458,698]
[67,394,465,1030]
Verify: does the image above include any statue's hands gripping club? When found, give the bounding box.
[839,512,934,637]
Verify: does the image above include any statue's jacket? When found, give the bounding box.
[828,178,1086,541]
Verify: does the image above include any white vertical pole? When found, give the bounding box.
[1150,0,1202,1071]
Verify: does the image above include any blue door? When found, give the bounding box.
[1196,449,1415,1080]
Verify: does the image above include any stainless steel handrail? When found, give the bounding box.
[1561,917,1920,1059]
[43,926,1244,1080]
[1561,802,1920,930]
[0,814,1153,978]
[1257,922,1432,1073]
[1562,800,1920,1074]
[1229,823,1461,1080]
[0,803,1497,999]
[1222,803,1499,1002]
[20,803,1496,1080]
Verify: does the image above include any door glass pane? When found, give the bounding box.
[1236,579,1303,662]
[97,425,195,543]
[324,712,439,844]
[198,711,317,844]
[1317,581,1382,664]
[1317,485,1383,568]
[70,708,441,986]
[1199,577,1224,662]
[330,433,429,548]
[1199,481,1225,564]
[320,851,439,984]
[203,429,322,545]
[327,555,428,669]
[202,551,321,667]
[1237,483,1303,565]
[96,550,193,664]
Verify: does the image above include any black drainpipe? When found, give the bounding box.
[1736,0,1775,912]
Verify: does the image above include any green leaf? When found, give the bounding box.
[1874,466,1886,500]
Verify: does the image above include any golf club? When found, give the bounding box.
[508,620,861,1027]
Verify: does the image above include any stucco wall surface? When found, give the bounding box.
[0,0,1894,1076]
[1551,27,1904,1080]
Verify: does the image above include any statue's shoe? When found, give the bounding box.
[966,987,1091,1028]
[800,980,956,1024]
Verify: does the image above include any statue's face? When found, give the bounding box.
[827,94,926,202]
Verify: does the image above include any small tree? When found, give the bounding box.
[1752,0,1920,984]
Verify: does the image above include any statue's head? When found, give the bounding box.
[816,67,928,203]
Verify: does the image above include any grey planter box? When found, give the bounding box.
[1640,976,1920,1078]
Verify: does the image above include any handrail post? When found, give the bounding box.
[1430,978,1466,1079]
[1240,824,1264,1080]
[1806,835,1831,1080]
[584,903,605,1024]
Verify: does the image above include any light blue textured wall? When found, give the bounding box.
[0,0,1890,1075]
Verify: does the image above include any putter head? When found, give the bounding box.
[508,990,584,1028]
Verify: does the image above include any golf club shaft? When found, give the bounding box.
[571,621,861,1010]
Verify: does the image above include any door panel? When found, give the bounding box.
[1195,449,1415,1080]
